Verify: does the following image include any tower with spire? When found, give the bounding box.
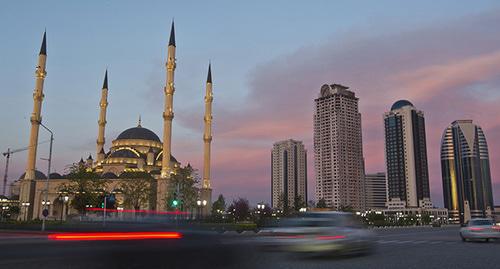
[20,31,48,220]
[158,21,177,210]
[96,70,109,165]
[201,63,214,215]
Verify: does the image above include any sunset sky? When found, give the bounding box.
[1,1,500,206]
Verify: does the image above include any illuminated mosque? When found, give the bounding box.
[12,22,214,220]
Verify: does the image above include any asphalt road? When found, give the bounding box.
[1,226,499,269]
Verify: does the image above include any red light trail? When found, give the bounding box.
[48,232,183,241]
[316,235,346,240]
[85,207,190,215]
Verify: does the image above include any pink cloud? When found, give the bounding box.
[393,50,500,102]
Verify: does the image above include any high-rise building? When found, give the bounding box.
[314,84,365,211]
[271,139,307,210]
[441,120,494,223]
[384,100,431,208]
[365,172,387,209]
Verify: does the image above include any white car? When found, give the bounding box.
[257,211,376,256]
[460,218,500,242]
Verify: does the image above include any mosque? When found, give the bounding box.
[11,22,214,220]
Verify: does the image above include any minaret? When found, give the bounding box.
[96,70,108,164]
[158,21,176,211]
[202,63,213,189]
[20,31,47,220]
[161,21,176,178]
[25,32,47,180]
[201,63,214,215]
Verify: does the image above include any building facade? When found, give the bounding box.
[384,100,431,208]
[314,84,365,211]
[365,172,387,209]
[441,120,494,223]
[271,139,307,210]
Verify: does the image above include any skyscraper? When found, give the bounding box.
[384,100,431,208]
[365,172,387,209]
[314,84,365,211]
[271,139,307,210]
[441,120,494,223]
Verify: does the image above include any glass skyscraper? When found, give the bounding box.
[441,120,494,223]
[384,100,431,208]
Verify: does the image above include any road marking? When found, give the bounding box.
[377,239,461,246]
[378,240,398,244]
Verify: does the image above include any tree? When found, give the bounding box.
[293,195,306,211]
[316,198,327,208]
[212,194,226,216]
[228,198,250,222]
[365,212,386,226]
[166,164,200,211]
[59,163,108,214]
[119,172,154,210]
[420,212,432,225]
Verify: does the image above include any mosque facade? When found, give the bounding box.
[12,22,214,220]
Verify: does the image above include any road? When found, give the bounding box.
[0,226,499,269]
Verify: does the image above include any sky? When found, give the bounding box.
[1,1,500,206]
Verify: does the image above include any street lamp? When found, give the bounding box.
[1,205,9,221]
[38,121,54,231]
[58,195,69,222]
[21,202,30,221]
[256,203,266,225]
[197,199,202,221]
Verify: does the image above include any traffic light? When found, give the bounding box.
[100,202,105,208]
[172,192,179,207]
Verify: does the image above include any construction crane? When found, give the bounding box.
[2,140,50,196]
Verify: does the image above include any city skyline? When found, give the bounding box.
[2,2,500,205]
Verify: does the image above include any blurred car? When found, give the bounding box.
[256,211,376,256]
[460,218,500,242]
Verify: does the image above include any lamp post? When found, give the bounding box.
[58,195,68,223]
[1,205,9,222]
[39,122,53,231]
[21,202,30,221]
[197,200,202,221]
[41,199,51,230]
[202,200,207,219]
[257,203,266,224]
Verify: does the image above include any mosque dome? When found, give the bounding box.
[391,100,414,111]
[49,172,63,179]
[18,170,47,180]
[102,172,118,179]
[109,148,140,158]
[116,126,161,142]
